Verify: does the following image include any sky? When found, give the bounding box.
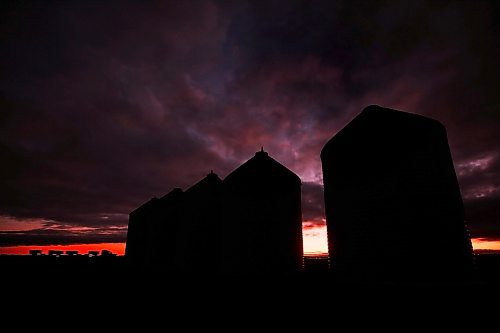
[0,0,499,255]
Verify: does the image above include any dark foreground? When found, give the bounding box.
[1,254,499,286]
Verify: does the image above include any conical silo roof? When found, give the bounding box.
[224,148,301,185]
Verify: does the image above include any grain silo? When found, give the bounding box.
[321,105,474,284]
[125,197,159,266]
[147,188,184,269]
[125,188,184,269]
[175,171,223,273]
[221,149,303,274]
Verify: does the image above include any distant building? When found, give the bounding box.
[65,251,79,256]
[221,149,303,274]
[29,250,42,256]
[321,105,474,283]
[101,250,116,257]
[175,172,222,273]
[48,250,63,257]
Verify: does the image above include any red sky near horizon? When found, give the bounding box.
[1,224,499,256]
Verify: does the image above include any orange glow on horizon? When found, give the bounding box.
[0,243,125,255]
[1,232,499,257]
[471,238,500,252]
[303,222,329,256]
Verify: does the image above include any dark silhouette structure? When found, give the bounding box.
[48,250,63,257]
[221,149,303,274]
[29,250,42,256]
[321,105,474,284]
[175,172,223,273]
[125,151,303,275]
[149,188,184,268]
[125,188,184,268]
[125,197,159,265]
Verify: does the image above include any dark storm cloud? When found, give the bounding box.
[0,227,126,246]
[465,193,500,241]
[456,153,500,239]
[0,0,234,232]
[0,0,499,244]
[302,182,325,222]
[0,215,126,245]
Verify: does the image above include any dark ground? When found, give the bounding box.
[1,254,498,319]
[1,253,499,285]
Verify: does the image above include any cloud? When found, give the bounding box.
[0,222,127,246]
[465,193,500,239]
[0,0,499,245]
[301,183,325,223]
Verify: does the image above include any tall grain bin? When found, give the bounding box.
[125,197,159,266]
[221,149,303,274]
[125,188,184,269]
[175,171,223,273]
[148,188,184,268]
[321,105,474,283]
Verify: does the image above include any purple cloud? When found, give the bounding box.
[0,0,499,245]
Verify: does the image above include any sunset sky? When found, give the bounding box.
[0,1,499,255]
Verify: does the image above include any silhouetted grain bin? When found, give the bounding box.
[125,197,159,265]
[175,171,223,273]
[321,105,474,284]
[148,188,184,268]
[221,149,303,274]
[125,188,184,269]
